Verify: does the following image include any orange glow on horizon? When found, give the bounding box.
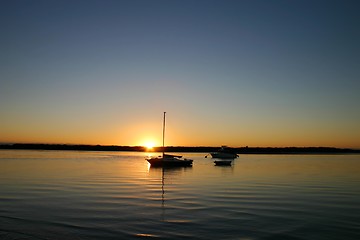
[142,140,157,151]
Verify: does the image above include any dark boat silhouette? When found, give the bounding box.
[214,159,233,166]
[146,112,193,167]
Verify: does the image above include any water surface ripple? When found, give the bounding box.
[0,150,359,239]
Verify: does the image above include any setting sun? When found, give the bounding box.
[143,141,156,151]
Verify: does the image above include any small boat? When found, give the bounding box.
[214,160,233,166]
[147,154,193,167]
[208,146,239,159]
[146,112,193,167]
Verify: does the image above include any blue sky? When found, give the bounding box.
[1,0,359,147]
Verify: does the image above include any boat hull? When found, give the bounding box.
[214,160,232,166]
[210,152,238,159]
[147,157,193,167]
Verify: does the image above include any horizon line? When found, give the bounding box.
[0,142,359,151]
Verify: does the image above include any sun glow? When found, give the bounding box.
[143,141,156,151]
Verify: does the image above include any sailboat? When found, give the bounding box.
[146,112,193,167]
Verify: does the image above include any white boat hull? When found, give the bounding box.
[210,152,238,159]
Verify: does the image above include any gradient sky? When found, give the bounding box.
[1,0,359,148]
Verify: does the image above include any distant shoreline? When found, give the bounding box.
[0,143,359,154]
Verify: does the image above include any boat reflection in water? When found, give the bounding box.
[148,165,193,222]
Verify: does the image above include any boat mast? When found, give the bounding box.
[162,112,166,157]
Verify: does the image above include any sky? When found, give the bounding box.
[1,0,359,148]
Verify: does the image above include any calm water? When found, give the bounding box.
[0,150,359,240]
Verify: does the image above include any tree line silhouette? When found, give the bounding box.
[0,143,359,154]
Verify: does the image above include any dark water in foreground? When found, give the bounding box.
[0,150,359,240]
